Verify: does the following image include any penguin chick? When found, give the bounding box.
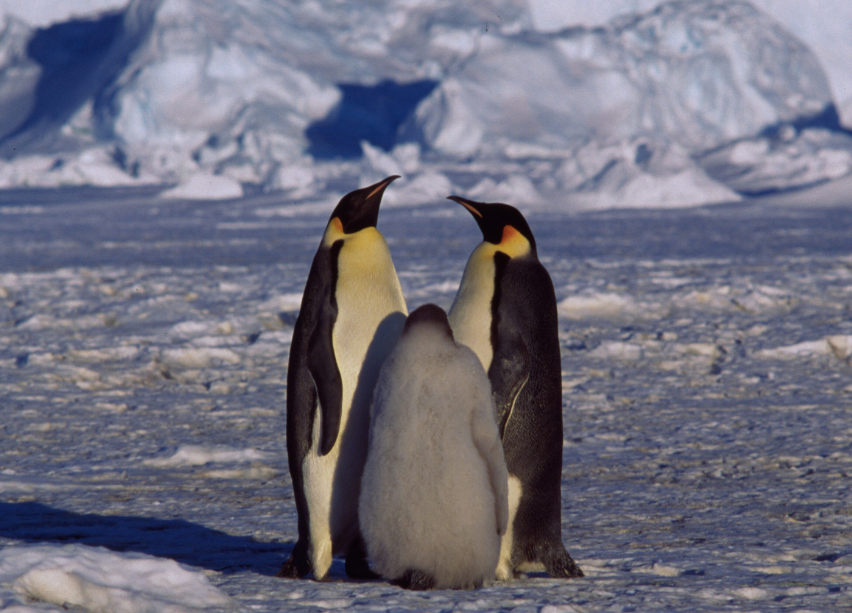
[359,304,509,590]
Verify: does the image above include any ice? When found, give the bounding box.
[590,341,644,361]
[558,292,644,320]
[158,347,242,369]
[159,173,244,200]
[0,1,850,205]
[3,185,851,610]
[144,445,273,467]
[0,1,128,28]
[414,1,851,203]
[0,544,233,613]
[756,335,852,362]
[529,0,852,125]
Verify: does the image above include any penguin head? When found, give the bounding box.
[329,175,399,235]
[403,303,454,340]
[448,196,537,257]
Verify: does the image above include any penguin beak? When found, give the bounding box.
[447,195,483,219]
[366,175,400,201]
[448,195,501,243]
[333,175,400,233]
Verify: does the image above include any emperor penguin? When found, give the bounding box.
[359,304,509,590]
[447,196,583,580]
[278,176,408,581]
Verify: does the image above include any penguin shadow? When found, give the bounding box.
[0,501,291,576]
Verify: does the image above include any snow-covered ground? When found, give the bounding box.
[1,183,851,611]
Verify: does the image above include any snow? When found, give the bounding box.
[0,0,851,206]
[0,1,128,29]
[0,544,233,613]
[159,173,244,201]
[1,183,851,611]
[529,0,852,126]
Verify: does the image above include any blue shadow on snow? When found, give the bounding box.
[0,501,291,576]
[306,79,438,159]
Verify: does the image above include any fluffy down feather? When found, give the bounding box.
[359,305,509,589]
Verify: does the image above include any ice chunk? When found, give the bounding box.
[590,341,644,361]
[144,444,273,467]
[756,335,852,361]
[0,544,232,613]
[158,347,241,369]
[559,292,643,320]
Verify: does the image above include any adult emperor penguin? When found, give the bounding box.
[447,196,583,580]
[278,176,408,581]
[359,304,509,590]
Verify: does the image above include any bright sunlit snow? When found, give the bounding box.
[0,544,233,613]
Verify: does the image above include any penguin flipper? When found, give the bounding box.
[489,321,530,439]
[307,296,343,456]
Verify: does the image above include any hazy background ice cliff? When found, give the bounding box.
[0,0,850,206]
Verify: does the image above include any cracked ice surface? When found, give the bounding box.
[0,187,851,611]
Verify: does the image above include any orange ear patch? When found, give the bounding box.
[499,225,531,257]
[501,226,520,243]
[323,216,346,245]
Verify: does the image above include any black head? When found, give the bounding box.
[403,303,454,340]
[330,175,399,234]
[448,196,537,253]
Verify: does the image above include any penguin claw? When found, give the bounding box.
[276,559,303,579]
[276,542,312,579]
[544,550,584,579]
[396,569,436,591]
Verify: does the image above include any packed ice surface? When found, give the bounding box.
[1,185,851,611]
[0,0,851,206]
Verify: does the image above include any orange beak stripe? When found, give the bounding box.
[366,177,394,200]
[461,202,483,218]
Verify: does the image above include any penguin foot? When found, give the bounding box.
[396,569,436,591]
[544,548,584,579]
[345,543,379,580]
[276,542,311,579]
[495,560,515,581]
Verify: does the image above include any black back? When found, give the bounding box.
[486,232,583,577]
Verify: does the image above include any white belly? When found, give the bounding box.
[449,241,498,371]
[302,227,407,578]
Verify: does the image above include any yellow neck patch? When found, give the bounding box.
[322,217,346,246]
[322,219,388,267]
[498,225,531,258]
[464,225,531,274]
